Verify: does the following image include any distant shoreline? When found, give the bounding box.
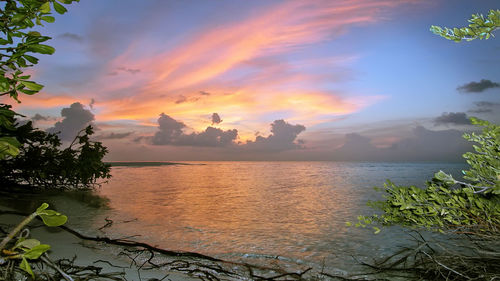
[106,161,200,167]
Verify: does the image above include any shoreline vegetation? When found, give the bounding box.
[1,2,498,280]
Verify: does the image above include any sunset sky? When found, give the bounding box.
[5,0,500,161]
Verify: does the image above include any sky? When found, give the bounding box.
[4,0,500,161]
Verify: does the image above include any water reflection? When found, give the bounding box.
[0,161,466,271]
[96,161,466,269]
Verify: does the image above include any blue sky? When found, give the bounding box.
[5,0,499,161]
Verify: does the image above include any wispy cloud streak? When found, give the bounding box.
[12,0,415,141]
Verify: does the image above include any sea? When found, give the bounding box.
[1,161,468,275]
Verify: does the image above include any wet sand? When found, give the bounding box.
[0,208,200,281]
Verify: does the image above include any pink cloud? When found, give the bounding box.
[12,0,418,142]
[4,94,84,110]
[121,0,404,91]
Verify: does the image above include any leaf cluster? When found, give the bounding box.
[462,118,500,194]
[0,114,112,190]
[0,104,20,158]
[430,9,500,42]
[0,0,79,162]
[365,180,499,235]
[353,119,500,236]
[0,203,66,279]
[0,0,79,102]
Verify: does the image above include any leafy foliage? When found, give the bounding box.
[0,203,66,279]
[0,0,79,101]
[353,119,500,237]
[0,104,20,158]
[0,2,112,278]
[0,1,111,191]
[0,118,111,190]
[462,118,500,194]
[0,0,79,160]
[430,9,500,42]
[35,202,68,226]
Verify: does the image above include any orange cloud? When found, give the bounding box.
[11,0,416,142]
[4,94,84,110]
[110,0,402,92]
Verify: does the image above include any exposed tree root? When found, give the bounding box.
[1,210,316,280]
[354,231,500,281]
[3,210,498,280]
[1,255,127,281]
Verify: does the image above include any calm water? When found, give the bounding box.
[1,161,467,273]
[98,162,466,270]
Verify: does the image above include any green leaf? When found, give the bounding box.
[23,244,50,259]
[27,31,41,37]
[20,81,44,91]
[14,239,40,250]
[435,170,447,181]
[36,203,49,213]
[17,57,28,67]
[41,16,55,23]
[19,257,34,278]
[20,88,39,95]
[11,14,25,24]
[373,226,381,234]
[23,54,39,64]
[0,83,9,92]
[28,44,55,55]
[53,1,68,14]
[38,209,68,226]
[40,2,51,13]
[0,137,20,158]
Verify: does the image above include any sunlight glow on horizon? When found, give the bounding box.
[3,0,498,160]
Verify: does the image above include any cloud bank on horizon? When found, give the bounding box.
[4,0,500,161]
[32,103,473,162]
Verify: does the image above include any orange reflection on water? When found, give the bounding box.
[97,162,360,262]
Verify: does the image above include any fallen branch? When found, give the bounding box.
[0,210,316,280]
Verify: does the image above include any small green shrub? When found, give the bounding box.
[0,203,67,279]
[352,118,500,237]
[0,120,111,190]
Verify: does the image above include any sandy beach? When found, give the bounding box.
[1,208,201,281]
[0,188,326,281]
[1,206,313,281]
